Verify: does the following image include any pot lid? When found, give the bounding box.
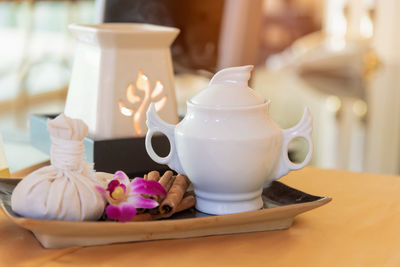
[190,65,264,107]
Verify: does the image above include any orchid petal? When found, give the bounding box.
[119,183,127,192]
[105,205,121,221]
[106,204,137,222]
[118,204,137,222]
[102,171,168,222]
[107,179,120,193]
[95,185,107,198]
[130,178,167,196]
[113,170,130,185]
[127,195,159,209]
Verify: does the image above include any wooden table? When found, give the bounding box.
[1,166,400,266]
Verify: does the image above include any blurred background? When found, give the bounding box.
[0,0,398,175]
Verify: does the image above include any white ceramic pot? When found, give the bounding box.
[65,23,179,139]
[145,66,313,215]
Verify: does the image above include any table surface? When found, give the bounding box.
[1,166,400,267]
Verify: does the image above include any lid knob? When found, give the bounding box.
[190,65,265,107]
[209,65,253,86]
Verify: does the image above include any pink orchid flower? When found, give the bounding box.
[96,171,166,222]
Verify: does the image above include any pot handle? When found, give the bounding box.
[145,103,185,175]
[274,108,313,180]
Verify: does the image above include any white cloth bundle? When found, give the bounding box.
[11,114,105,221]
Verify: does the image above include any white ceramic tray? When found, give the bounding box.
[0,178,331,249]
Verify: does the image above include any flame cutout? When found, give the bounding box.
[136,70,150,92]
[155,96,167,112]
[118,70,168,135]
[119,101,133,116]
[126,84,141,104]
[134,109,142,134]
[151,80,164,98]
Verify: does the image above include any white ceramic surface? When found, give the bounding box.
[65,23,179,139]
[146,66,313,215]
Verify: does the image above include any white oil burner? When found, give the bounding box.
[65,23,179,139]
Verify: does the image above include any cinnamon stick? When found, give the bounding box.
[159,174,191,216]
[158,171,174,190]
[157,171,175,202]
[161,191,196,218]
[176,191,196,212]
[146,171,160,181]
[165,176,176,192]
[131,192,196,221]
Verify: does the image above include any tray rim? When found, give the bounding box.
[0,177,331,248]
[1,197,331,228]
